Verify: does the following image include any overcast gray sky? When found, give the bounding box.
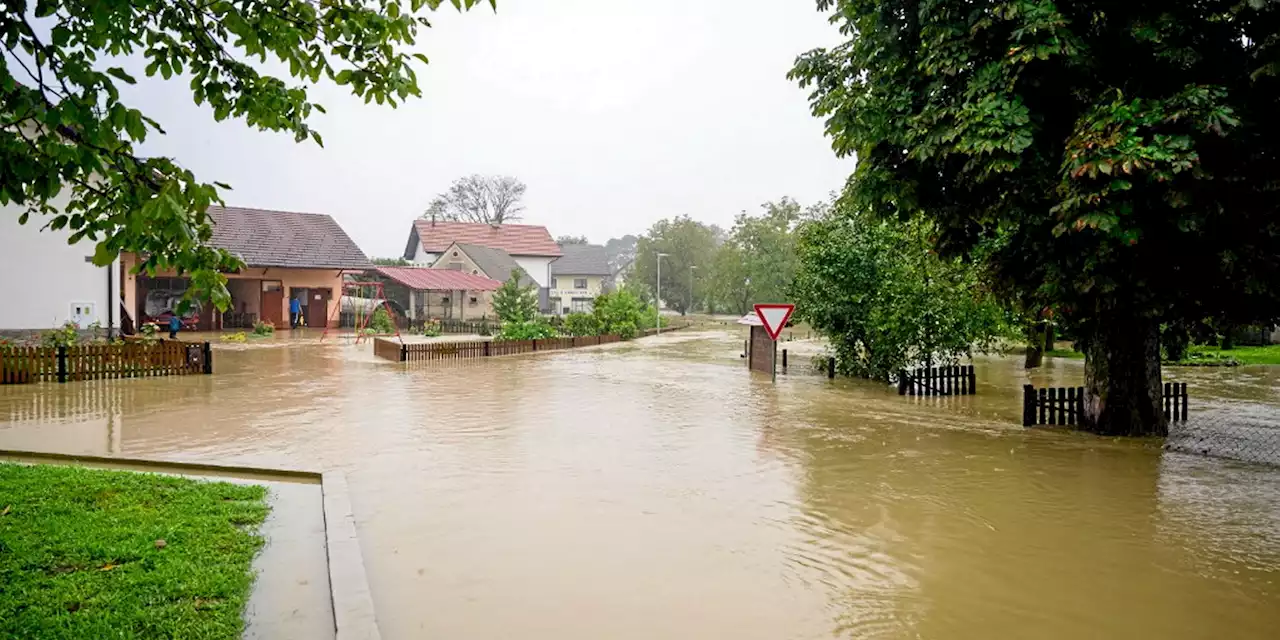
[131,0,853,259]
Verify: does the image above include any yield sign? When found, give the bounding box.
[754,304,795,341]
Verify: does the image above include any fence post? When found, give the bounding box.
[897,370,909,395]
[1022,385,1035,426]
[483,341,491,357]
[827,357,836,379]
[782,349,788,369]
[56,346,67,383]
[1180,382,1188,421]
[202,342,213,374]
[532,339,538,352]
[400,344,408,362]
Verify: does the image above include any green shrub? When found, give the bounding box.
[420,320,442,337]
[496,318,558,341]
[367,307,396,334]
[252,320,275,336]
[478,322,494,337]
[592,290,660,339]
[563,312,601,337]
[40,322,79,347]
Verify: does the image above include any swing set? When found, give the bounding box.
[321,280,403,344]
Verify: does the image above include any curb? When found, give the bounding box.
[0,450,381,640]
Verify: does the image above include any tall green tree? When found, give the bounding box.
[633,215,719,314]
[791,0,1280,435]
[707,198,801,315]
[792,206,1013,381]
[2,0,493,311]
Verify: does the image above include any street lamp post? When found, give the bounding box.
[656,252,669,335]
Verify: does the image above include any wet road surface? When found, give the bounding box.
[2,330,1279,639]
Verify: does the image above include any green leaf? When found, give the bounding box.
[106,67,137,84]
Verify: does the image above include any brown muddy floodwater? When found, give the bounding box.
[2,330,1280,639]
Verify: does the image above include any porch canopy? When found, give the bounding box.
[374,266,502,321]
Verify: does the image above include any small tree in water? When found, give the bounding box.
[791,206,1013,381]
[492,270,538,324]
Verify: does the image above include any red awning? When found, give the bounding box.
[375,267,502,291]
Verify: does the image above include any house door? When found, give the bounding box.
[261,281,284,328]
[307,288,332,328]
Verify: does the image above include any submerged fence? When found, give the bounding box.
[0,341,212,385]
[376,335,624,363]
[897,366,977,396]
[1022,382,1188,427]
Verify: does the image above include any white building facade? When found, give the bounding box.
[1,202,122,336]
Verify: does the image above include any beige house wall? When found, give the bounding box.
[549,274,605,314]
[428,243,489,277]
[416,290,496,320]
[121,252,345,328]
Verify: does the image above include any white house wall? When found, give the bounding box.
[413,242,439,266]
[1,201,120,332]
[514,256,553,289]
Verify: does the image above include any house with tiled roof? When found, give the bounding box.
[549,244,611,315]
[121,206,371,330]
[403,219,562,312]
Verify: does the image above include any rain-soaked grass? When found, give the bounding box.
[0,463,268,639]
[1189,344,1280,365]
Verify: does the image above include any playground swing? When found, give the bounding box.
[321,281,403,344]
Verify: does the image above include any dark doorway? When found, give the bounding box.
[261,281,284,328]
[307,288,332,328]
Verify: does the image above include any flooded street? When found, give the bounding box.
[2,331,1279,639]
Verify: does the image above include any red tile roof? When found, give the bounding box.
[410,220,562,257]
[375,267,502,291]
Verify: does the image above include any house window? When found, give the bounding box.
[472,269,479,275]
[441,297,450,305]
[574,278,588,290]
[470,297,479,305]
[452,251,459,257]
[571,298,593,313]
[551,277,558,289]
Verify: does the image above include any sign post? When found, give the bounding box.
[754,303,795,384]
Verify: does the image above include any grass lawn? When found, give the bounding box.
[1044,344,1280,365]
[1045,348,1084,360]
[0,464,269,639]
[1186,344,1280,365]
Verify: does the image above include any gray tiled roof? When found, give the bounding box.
[456,243,535,289]
[551,244,610,276]
[208,206,370,270]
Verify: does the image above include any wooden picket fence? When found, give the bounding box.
[0,341,211,385]
[378,334,624,363]
[1023,382,1188,427]
[897,365,978,396]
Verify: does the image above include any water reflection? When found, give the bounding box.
[0,334,1277,639]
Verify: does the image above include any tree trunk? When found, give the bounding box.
[1043,322,1055,353]
[1083,312,1167,437]
[1024,339,1044,369]
[1024,317,1046,369]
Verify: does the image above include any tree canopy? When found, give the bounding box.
[706,198,803,315]
[423,174,526,225]
[2,0,492,310]
[633,215,719,314]
[791,0,1280,434]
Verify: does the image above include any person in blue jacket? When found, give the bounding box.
[290,296,303,328]
[167,314,180,340]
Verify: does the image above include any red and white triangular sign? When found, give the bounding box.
[754,304,795,341]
